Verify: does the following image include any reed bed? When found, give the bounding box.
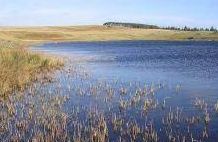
[0,40,63,97]
[1,57,217,141]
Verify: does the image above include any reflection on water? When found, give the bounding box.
[31,40,218,141]
[34,41,218,89]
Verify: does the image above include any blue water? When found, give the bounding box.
[33,40,218,141]
[34,41,218,90]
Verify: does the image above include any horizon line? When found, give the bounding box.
[0,22,217,29]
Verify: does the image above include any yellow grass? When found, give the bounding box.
[0,25,218,43]
[0,40,63,97]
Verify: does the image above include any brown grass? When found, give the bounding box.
[0,40,63,97]
[0,26,218,43]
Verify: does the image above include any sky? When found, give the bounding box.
[0,0,218,28]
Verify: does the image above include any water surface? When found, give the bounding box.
[34,40,218,90]
[33,40,218,141]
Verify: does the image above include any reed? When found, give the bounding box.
[0,40,63,97]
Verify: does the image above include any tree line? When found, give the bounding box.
[103,22,159,29]
[103,22,218,32]
[162,26,218,32]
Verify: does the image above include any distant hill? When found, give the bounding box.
[103,22,159,29]
[103,22,218,32]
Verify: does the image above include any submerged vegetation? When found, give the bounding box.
[1,60,218,141]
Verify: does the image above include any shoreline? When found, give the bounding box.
[34,39,218,44]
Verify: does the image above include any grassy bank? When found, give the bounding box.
[1,25,218,42]
[0,40,63,97]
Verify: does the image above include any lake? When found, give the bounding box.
[32,40,218,141]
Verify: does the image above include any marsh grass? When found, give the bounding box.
[0,40,63,97]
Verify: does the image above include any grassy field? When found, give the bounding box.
[1,25,218,43]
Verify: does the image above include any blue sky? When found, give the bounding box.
[0,0,217,27]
